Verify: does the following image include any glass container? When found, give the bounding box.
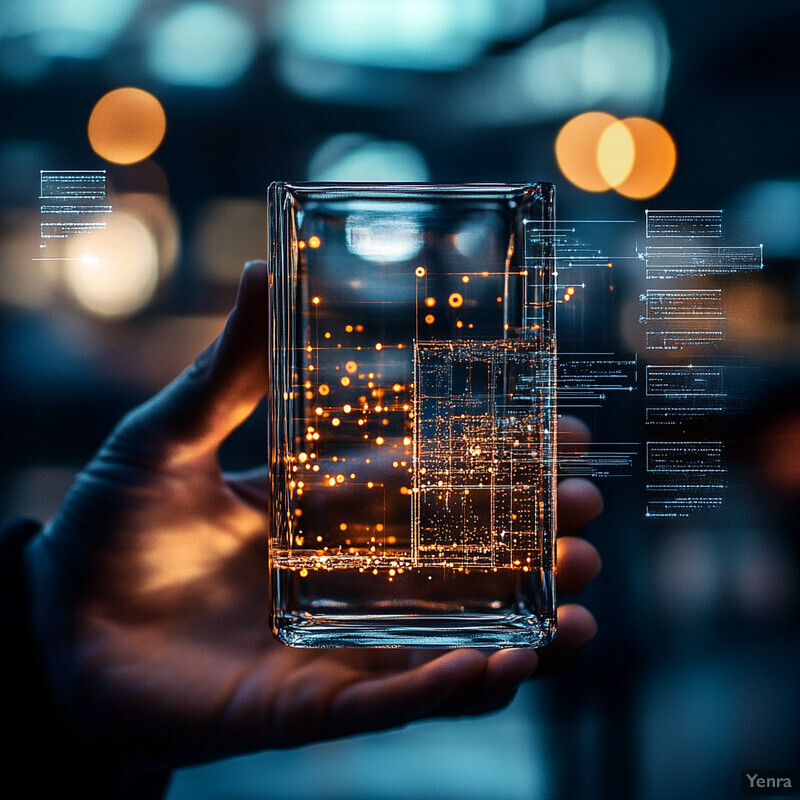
[268,182,556,647]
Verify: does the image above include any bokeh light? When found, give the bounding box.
[63,211,159,318]
[147,2,256,88]
[556,112,676,198]
[88,87,166,165]
[555,111,619,193]
[308,134,429,182]
[612,117,677,199]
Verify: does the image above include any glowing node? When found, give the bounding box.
[88,88,167,165]
[414,266,426,277]
[424,296,436,307]
[345,360,358,373]
[312,296,321,305]
[318,384,330,395]
[424,314,435,324]
[375,343,383,350]
[448,293,463,308]
[340,376,351,387]
[308,235,322,248]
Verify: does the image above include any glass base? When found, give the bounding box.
[273,613,556,648]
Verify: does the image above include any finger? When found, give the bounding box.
[557,478,603,533]
[556,536,602,594]
[109,261,269,466]
[534,604,597,676]
[329,649,488,737]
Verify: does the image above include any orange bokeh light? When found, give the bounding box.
[555,111,619,193]
[556,111,677,199]
[88,88,167,165]
[613,117,677,199]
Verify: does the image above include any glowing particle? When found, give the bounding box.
[331,417,340,427]
[328,477,336,487]
[415,266,426,277]
[324,331,331,339]
[312,296,320,305]
[448,293,463,308]
[299,568,308,577]
[318,384,330,395]
[343,404,352,413]
[375,343,383,350]
[425,314,435,324]
[392,383,402,392]
[462,275,469,283]
[367,481,374,488]
[308,236,321,248]
[298,241,306,250]
[345,324,353,332]
[340,376,350,387]
[298,452,308,463]
[336,474,345,483]
[403,436,412,446]
[456,320,463,328]
[345,360,358,373]
[424,297,436,307]
[375,436,385,445]
[315,406,323,415]
[339,523,348,531]
[567,287,575,296]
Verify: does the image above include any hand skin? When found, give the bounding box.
[24,260,603,773]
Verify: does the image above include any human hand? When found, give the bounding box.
[24,261,602,774]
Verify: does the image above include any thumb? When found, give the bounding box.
[108,260,269,467]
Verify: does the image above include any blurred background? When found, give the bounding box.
[1,0,799,798]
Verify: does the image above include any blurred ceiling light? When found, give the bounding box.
[730,180,800,259]
[88,87,166,165]
[555,111,619,193]
[556,112,676,198]
[280,0,544,72]
[308,134,429,182]
[1,0,141,60]
[147,3,256,87]
[448,4,669,125]
[63,211,159,318]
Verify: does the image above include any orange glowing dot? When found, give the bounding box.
[567,287,575,296]
[608,262,613,268]
[503,322,510,329]
[339,523,348,531]
[345,360,358,373]
[367,481,374,488]
[331,417,340,427]
[87,87,166,165]
[298,452,308,463]
[563,293,571,302]
[555,111,619,193]
[424,297,436,307]
[318,384,330,395]
[328,478,336,487]
[312,296,321,305]
[340,376,351,387]
[343,404,352,413]
[308,236,321,248]
[415,266,426,277]
[392,383,402,392]
[336,474,345,483]
[298,240,306,250]
[324,331,331,339]
[375,343,383,351]
[403,436,412,446]
[397,343,404,349]
[299,568,308,577]
[448,293,463,308]
[315,407,323,415]
[462,275,470,283]
[356,324,364,332]
[375,436,385,445]
[345,324,353,332]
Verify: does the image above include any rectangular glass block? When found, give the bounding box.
[268,182,556,647]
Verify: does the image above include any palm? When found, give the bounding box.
[24,261,602,772]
